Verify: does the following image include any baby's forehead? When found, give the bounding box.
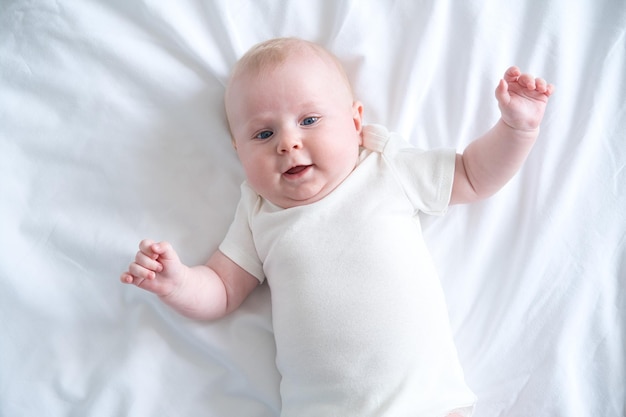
[238,44,333,77]
[228,43,352,95]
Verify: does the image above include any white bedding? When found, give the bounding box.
[1,1,624,416]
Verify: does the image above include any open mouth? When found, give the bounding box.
[283,165,312,177]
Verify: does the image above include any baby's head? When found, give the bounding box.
[225,38,354,117]
[225,38,363,208]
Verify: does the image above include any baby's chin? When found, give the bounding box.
[266,180,351,209]
[265,191,329,209]
[255,183,331,209]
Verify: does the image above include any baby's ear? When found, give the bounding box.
[352,101,364,145]
[352,100,364,133]
[229,130,238,150]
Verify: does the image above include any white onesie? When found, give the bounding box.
[219,125,476,417]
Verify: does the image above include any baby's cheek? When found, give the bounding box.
[243,166,275,200]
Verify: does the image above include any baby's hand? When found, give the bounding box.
[496,66,555,132]
[120,239,186,297]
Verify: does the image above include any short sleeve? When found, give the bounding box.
[364,125,456,215]
[218,183,266,282]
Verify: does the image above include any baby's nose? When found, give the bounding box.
[277,131,303,153]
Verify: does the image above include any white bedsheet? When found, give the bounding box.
[1,1,624,416]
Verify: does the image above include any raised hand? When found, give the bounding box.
[120,239,187,297]
[495,66,555,132]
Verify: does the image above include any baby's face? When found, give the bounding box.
[226,49,363,209]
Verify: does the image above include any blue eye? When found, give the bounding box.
[255,130,273,140]
[301,117,318,126]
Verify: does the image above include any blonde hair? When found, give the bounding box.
[227,37,354,98]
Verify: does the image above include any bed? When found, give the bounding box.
[1,0,624,416]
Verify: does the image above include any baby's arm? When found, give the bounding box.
[120,240,259,320]
[450,66,554,204]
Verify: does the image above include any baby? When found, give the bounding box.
[121,38,554,416]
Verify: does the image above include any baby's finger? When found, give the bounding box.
[518,73,536,89]
[120,272,134,284]
[120,272,146,285]
[120,270,145,286]
[503,66,521,82]
[535,77,547,93]
[151,241,179,262]
[494,79,510,105]
[128,262,157,281]
[139,239,158,259]
[135,251,163,272]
